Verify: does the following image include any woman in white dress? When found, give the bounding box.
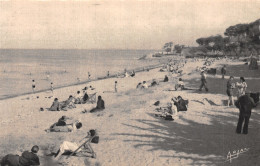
[236,77,247,98]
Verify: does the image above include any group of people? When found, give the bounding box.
[1,146,40,166]
[226,76,247,107]
[49,87,92,111]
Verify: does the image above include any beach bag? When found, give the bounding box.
[89,129,99,144]
[91,136,99,144]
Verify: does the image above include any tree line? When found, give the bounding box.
[196,18,260,56]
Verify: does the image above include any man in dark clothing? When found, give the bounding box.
[96,96,105,109]
[163,75,169,82]
[172,96,188,112]
[1,145,40,166]
[235,94,256,134]
[90,96,105,113]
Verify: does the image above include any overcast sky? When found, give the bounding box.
[0,0,259,49]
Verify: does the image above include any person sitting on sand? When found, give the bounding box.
[90,96,105,113]
[150,79,159,87]
[1,145,40,166]
[49,98,60,111]
[236,77,247,98]
[82,90,89,104]
[136,82,142,89]
[60,95,76,111]
[141,81,148,89]
[74,91,82,104]
[175,78,185,91]
[124,71,129,78]
[163,75,169,82]
[54,130,97,159]
[130,70,135,77]
[172,96,188,112]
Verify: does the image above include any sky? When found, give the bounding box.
[0,0,260,49]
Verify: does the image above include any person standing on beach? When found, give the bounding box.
[50,82,54,94]
[115,81,118,93]
[88,72,91,80]
[107,71,110,77]
[221,65,226,79]
[199,71,208,92]
[236,77,247,98]
[32,80,36,93]
[235,94,256,134]
[227,76,235,106]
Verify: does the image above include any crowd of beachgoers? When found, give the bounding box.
[0,55,259,166]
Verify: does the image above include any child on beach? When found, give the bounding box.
[50,82,54,94]
[88,72,91,80]
[32,80,36,93]
[115,81,118,93]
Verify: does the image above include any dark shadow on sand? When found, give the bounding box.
[114,110,260,166]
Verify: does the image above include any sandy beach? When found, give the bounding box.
[0,58,259,166]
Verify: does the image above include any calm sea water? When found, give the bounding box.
[0,49,164,99]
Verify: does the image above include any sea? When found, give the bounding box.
[0,49,166,100]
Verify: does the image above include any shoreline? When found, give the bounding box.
[0,63,166,101]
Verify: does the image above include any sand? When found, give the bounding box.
[0,58,259,166]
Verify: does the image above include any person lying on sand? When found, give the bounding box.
[89,96,105,113]
[1,145,40,166]
[60,95,76,111]
[54,130,98,160]
[49,98,60,111]
[46,117,82,132]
